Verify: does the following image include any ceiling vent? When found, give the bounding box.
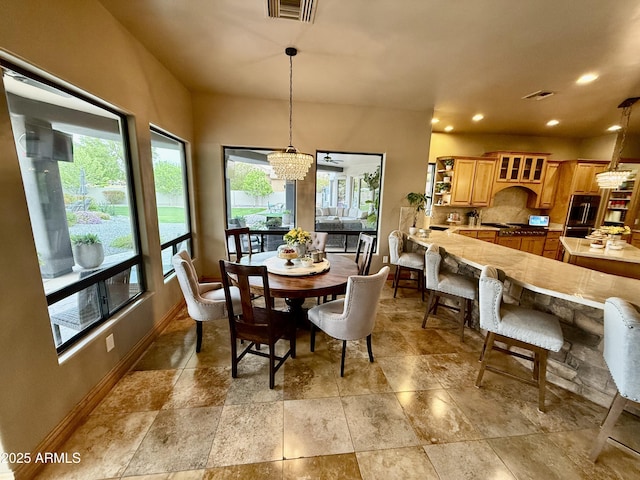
[266,0,317,23]
[522,90,556,101]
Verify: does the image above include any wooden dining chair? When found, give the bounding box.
[225,227,254,262]
[355,233,375,275]
[219,259,296,389]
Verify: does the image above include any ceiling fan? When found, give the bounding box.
[323,154,343,164]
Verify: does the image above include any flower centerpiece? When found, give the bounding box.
[278,227,311,265]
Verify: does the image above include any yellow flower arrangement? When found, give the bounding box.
[598,225,631,236]
[283,227,311,245]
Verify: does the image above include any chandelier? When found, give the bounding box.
[267,47,313,181]
[596,97,639,189]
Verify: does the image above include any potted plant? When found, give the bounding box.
[70,233,104,269]
[443,158,455,170]
[281,209,292,225]
[405,192,429,234]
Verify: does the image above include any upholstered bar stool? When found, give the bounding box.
[388,230,424,300]
[476,265,564,412]
[590,297,640,462]
[422,243,477,341]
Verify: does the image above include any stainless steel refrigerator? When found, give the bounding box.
[563,194,601,237]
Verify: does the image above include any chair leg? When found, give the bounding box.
[310,323,316,352]
[459,298,466,342]
[537,349,548,412]
[230,333,238,379]
[476,332,496,387]
[422,290,436,328]
[340,340,347,377]
[419,270,425,301]
[590,392,627,462]
[195,321,203,353]
[269,343,276,389]
[393,266,401,297]
[366,334,374,362]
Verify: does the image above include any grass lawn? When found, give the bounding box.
[111,206,186,223]
[231,207,268,218]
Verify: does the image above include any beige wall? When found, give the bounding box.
[192,93,433,276]
[0,0,193,467]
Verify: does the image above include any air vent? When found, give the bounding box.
[522,90,556,100]
[266,0,317,23]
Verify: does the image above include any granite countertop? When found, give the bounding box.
[560,236,640,264]
[429,223,564,233]
[410,231,640,308]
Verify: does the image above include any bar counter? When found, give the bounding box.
[410,230,639,309]
[409,230,640,406]
[560,236,640,280]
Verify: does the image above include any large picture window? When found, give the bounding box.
[151,128,192,276]
[223,147,297,253]
[315,151,382,252]
[1,62,143,353]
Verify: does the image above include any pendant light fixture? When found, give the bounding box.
[596,97,639,189]
[267,47,313,180]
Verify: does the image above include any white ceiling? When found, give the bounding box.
[98,0,640,137]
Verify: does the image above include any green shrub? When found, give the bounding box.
[96,211,111,220]
[67,211,77,226]
[111,235,133,249]
[103,190,126,205]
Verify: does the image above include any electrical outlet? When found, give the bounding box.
[383,255,389,263]
[106,333,115,352]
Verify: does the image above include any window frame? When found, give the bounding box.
[1,59,145,354]
[150,126,193,277]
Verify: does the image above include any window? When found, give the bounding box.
[151,128,192,276]
[1,61,144,353]
[223,147,297,253]
[315,152,382,252]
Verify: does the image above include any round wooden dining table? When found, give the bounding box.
[238,251,359,322]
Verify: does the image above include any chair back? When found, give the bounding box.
[172,251,225,321]
[219,260,279,338]
[388,230,405,264]
[478,265,506,331]
[310,232,328,251]
[337,266,389,340]
[603,297,640,401]
[225,227,253,262]
[355,233,375,275]
[424,243,442,289]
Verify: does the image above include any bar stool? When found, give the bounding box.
[422,243,477,341]
[590,297,640,462]
[475,265,564,412]
[388,230,424,300]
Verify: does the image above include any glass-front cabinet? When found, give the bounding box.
[491,152,547,183]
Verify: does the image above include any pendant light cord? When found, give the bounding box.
[288,53,293,148]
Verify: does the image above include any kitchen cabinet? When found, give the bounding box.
[543,231,561,259]
[496,237,521,249]
[631,232,640,249]
[547,159,609,225]
[490,152,547,183]
[520,236,546,255]
[456,229,497,243]
[533,161,560,208]
[436,156,496,207]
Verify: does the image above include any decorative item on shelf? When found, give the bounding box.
[596,97,639,189]
[266,47,313,180]
[405,192,429,234]
[70,233,104,269]
[443,158,454,170]
[435,182,451,194]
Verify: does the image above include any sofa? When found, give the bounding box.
[315,206,368,223]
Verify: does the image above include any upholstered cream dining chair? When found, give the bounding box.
[307,266,389,377]
[388,230,424,300]
[172,250,241,352]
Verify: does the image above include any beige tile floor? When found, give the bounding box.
[36,283,640,479]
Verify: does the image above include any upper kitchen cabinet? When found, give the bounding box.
[547,159,609,224]
[436,156,496,207]
[487,152,548,184]
[528,161,560,209]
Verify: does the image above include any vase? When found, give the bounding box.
[72,243,104,269]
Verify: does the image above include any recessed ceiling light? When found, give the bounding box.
[472,114,484,122]
[546,119,559,127]
[608,125,622,132]
[576,73,599,85]
[444,125,454,132]
[431,118,439,124]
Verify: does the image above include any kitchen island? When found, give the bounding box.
[409,230,640,406]
[560,236,640,280]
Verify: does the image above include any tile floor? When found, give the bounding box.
[36,284,640,479]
